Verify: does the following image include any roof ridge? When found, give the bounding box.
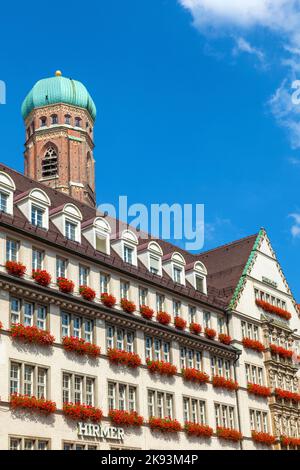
[198,232,259,257]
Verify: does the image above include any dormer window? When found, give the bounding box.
[111,230,138,266]
[0,191,8,213]
[82,217,111,255]
[0,171,15,216]
[167,252,186,286]
[124,245,134,265]
[195,275,204,292]
[186,261,208,295]
[173,265,183,284]
[31,205,44,227]
[149,255,160,274]
[139,241,163,275]
[51,203,82,243]
[16,188,50,230]
[65,219,77,241]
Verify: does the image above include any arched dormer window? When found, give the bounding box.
[122,230,138,266]
[171,252,186,285]
[0,171,15,215]
[42,146,58,178]
[51,114,58,125]
[82,217,111,255]
[63,204,82,242]
[185,261,207,294]
[148,241,163,275]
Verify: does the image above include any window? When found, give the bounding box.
[51,114,58,125]
[139,287,148,307]
[145,336,170,362]
[42,147,58,178]
[62,372,95,405]
[65,220,77,241]
[250,409,269,433]
[147,390,174,418]
[180,347,202,370]
[195,275,204,292]
[106,324,135,352]
[9,437,49,450]
[0,191,8,212]
[32,248,44,271]
[217,316,226,334]
[183,397,206,424]
[188,306,196,324]
[31,205,44,227]
[56,256,67,278]
[149,255,160,275]
[215,404,235,429]
[61,312,94,342]
[173,265,183,284]
[65,114,71,125]
[6,238,18,261]
[10,362,48,398]
[203,311,211,328]
[79,265,89,285]
[211,356,232,378]
[75,117,82,127]
[120,281,129,300]
[10,297,48,330]
[123,245,134,265]
[108,382,137,411]
[241,321,259,340]
[63,442,98,450]
[245,364,264,385]
[156,293,165,312]
[172,299,181,317]
[100,273,110,294]
[40,117,47,127]
[255,288,287,313]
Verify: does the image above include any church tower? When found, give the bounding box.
[21,71,97,207]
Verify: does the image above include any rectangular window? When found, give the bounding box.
[173,266,183,284]
[63,373,71,403]
[106,324,135,352]
[147,390,174,419]
[180,347,202,370]
[61,312,93,342]
[31,205,44,228]
[195,275,204,292]
[0,191,8,213]
[188,306,196,324]
[100,273,109,294]
[172,300,181,317]
[62,373,95,405]
[61,312,70,337]
[183,397,206,424]
[214,403,235,430]
[10,362,20,395]
[139,287,148,307]
[37,368,47,399]
[203,311,211,328]
[9,438,49,451]
[32,248,44,271]
[65,220,77,241]
[245,363,264,385]
[6,238,18,261]
[10,297,21,324]
[149,255,160,275]
[217,316,226,334]
[123,245,134,265]
[10,362,48,399]
[145,336,170,362]
[156,293,165,312]
[56,257,67,278]
[108,382,137,412]
[79,265,89,286]
[250,409,269,433]
[24,302,34,326]
[120,281,129,300]
[37,305,47,330]
[211,356,232,378]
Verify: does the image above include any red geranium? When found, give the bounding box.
[108,348,141,368]
[212,375,239,391]
[0,321,3,329]
[156,311,171,325]
[184,422,213,438]
[218,334,232,345]
[182,368,209,384]
[62,336,100,358]
[270,343,293,359]
[57,277,74,294]
[32,269,51,287]
[189,322,202,335]
[63,402,103,422]
[101,293,116,308]
[256,299,291,321]
[174,316,187,330]
[252,431,276,446]
[140,305,154,320]
[10,394,56,415]
[204,327,217,340]
[247,383,271,398]
[281,436,300,448]
[109,409,144,427]
[79,285,96,301]
[120,298,136,313]
[11,324,55,347]
[275,388,300,402]
[146,359,177,376]
[149,417,182,433]
[242,337,265,353]
[217,426,242,442]
[5,261,26,278]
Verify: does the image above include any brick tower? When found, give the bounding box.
[22,71,97,207]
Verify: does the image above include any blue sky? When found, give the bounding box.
[1,1,300,297]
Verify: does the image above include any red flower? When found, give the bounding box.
[109,409,144,427]
[256,299,291,321]
[11,324,55,347]
[108,348,141,368]
[189,323,202,335]
[252,431,276,446]
[101,293,116,308]
[182,368,209,384]
[204,327,216,340]
[146,359,177,376]
[174,316,187,330]
[32,269,51,287]
[275,388,300,402]
[5,261,26,278]
[120,298,136,313]
[140,305,154,320]
[212,375,239,391]
[281,436,300,448]
[217,427,242,442]
[62,336,100,358]
[63,402,103,422]
[247,383,271,398]
[79,285,96,301]
[184,422,213,438]
[218,333,232,345]
[0,321,3,329]
[156,311,171,325]
[10,394,56,415]
[270,343,293,359]
[149,417,182,433]
[242,337,265,353]
[57,277,74,294]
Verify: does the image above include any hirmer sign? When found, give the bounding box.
[78,422,125,440]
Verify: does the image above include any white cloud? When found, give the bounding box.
[233,37,265,61]
[289,213,300,237]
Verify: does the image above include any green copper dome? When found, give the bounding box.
[21,72,96,120]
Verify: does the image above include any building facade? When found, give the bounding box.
[0,72,299,450]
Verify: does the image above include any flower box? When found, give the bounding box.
[109,409,144,427]
[140,305,154,320]
[149,417,182,433]
[174,316,187,330]
[217,426,242,442]
[204,327,216,340]
[184,422,213,438]
[11,324,55,347]
[79,285,96,301]
[189,322,202,335]
[10,394,56,415]
[63,402,103,422]
[5,261,26,278]
[270,344,293,359]
[120,298,136,313]
[156,311,171,325]
[182,368,209,384]
[32,269,51,287]
[275,388,300,402]
[256,299,291,321]
[101,293,116,308]
[212,375,239,391]
[281,436,300,448]
[62,336,100,358]
[57,277,74,294]
[242,337,265,353]
[107,348,141,368]
[247,383,271,398]
[218,333,232,345]
[146,359,177,376]
[252,431,276,446]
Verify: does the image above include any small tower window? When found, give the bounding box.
[42,147,58,178]
[65,114,71,125]
[40,117,47,127]
[51,114,58,125]
[75,117,82,127]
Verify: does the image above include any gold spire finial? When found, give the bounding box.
[55,70,62,77]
